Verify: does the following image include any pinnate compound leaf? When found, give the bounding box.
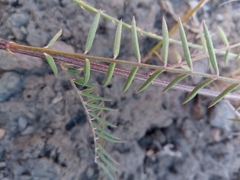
[183,79,214,104]
[209,84,240,108]
[178,18,192,70]
[75,78,94,88]
[81,92,111,101]
[163,74,189,93]
[45,29,62,48]
[96,161,114,180]
[131,17,141,63]
[87,103,114,111]
[162,17,169,66]
[44,53,58,77]
[122,67,139,93]
[103,63,116,87]
[89,113,116,127]
[98,153,118,172]
[96,142,119,164]
[137,70,163,93]
[85,11,101,53]
[83,59,90,86]
[113,20,122,59]
[203,22,219,75]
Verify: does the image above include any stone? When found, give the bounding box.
[7,13,29,28]
[18,117,28,132]
[21,126,35,136]
[0,72,23,102]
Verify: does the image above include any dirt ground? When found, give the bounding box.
[1,0,240,180]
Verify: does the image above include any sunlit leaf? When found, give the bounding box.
[45,29,62,48]
[122,67,139,93]
[209,83,240,107]
[103,63,116,87]
[113,20,122,59]
[163,74,188,92]
[85,11,101,53]
[137,70,163,93]
[183,79,214,104]
[203,22,219,75]
[131,17,141,63]
[83,59,90,85]
[178,18,192,70]
[44,53,58,77]
[162,17,169,66]
[89,113,116,127]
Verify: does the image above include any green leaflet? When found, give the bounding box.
[81,92,111,101]
[95,131,123,143]
[218,27,230,64]
[209,83,240,108]
[96,142,119,164]
[162,17,169,66]
[68,67,79,74]
[178,18,192,70]
[103,63,116,87]
[162,74,189,93]
[224,50,230,64]
[96,161,114,180]
[44,53,58,77]
[82,88,94,94]
[137,70,163,93]
[85,11,101,53]
[203,22,219,75]
[122,67,139,93]
[228,118,240,122]
[75,78,94,88]
[45,29,62,48]
[131,17,141,63]
[236,51,240,61]
[183,79,214,104]
[92,123,119,140]
[113,20,122,59]
[87,103,114,111]
[89,113,116,127]
[83,59,90,86]
[98,153,118,172]
[217,26,229,46]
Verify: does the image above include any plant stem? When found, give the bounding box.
[1,38,240,101]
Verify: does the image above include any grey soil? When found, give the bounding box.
[0,0,240,180]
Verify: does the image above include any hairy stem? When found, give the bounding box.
[1,38,240,101]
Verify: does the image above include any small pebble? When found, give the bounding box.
[21,126,35,136]
[18,117,28,131]
[0,129,6,140]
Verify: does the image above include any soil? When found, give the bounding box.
[0,0,240,180]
